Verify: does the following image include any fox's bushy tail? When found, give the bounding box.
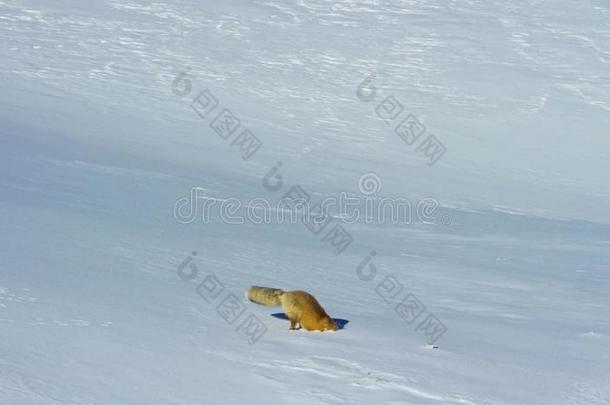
[246,286,284,306]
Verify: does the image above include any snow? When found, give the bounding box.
[1,0,610,404]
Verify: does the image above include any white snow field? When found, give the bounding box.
[1,0,610,404]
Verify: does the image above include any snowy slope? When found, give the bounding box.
[1,0,610,404]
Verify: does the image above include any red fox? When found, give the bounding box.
[247,286,338,332]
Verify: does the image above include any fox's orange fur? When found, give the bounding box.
[247,286,338,332]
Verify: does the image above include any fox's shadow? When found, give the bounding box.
[271,313,349,330]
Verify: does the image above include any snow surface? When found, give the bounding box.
[1,0,610,404]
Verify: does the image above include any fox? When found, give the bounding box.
[246,286,338,332]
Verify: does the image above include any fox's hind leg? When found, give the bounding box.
[285,309,301,330]
[288,314,298,330]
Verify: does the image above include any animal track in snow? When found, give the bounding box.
[0,286,38,306]
[24,318,112,328]
[257,356,477,405]
[0,286,112,328]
